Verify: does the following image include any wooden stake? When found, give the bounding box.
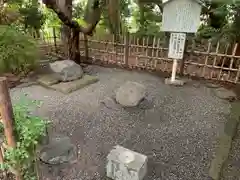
[0,77,21,180]
[0,77,16,148]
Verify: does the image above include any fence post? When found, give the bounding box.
[0,77,21,180]
[124,32,130,67]
[53,27,57,53]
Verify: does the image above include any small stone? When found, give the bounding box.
[101,97,121,110]
[50,60,84,82]
[106,145,148,180]
[214,87,237,100]
[164,78,185,86]
[116,81,146,107]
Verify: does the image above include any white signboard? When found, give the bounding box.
[168,33,186,59]
[162,0,202,33]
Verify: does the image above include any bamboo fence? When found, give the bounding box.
[38,27,240,84]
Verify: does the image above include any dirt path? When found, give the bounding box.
[10,65,230,180]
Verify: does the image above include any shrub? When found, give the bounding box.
[0,25,38,74]
[0,97,48,180]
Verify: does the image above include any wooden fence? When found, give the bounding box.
[38,27,240,84]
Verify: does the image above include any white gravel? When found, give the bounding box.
[10,65,230,180]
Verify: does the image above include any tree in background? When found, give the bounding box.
[19,0,45,37]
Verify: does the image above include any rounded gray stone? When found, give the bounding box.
[39,135,76,165]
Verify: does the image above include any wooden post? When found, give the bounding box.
[0,77,16,148]
[0,77,21,180]
[124,32,129,67]
[53,27,57,54]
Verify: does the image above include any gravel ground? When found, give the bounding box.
[10,65,230,180]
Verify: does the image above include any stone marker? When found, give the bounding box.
[106,145,148,180]
[50,60,84,82]
[116,81,146,107]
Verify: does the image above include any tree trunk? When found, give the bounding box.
[43,0,101,62]
[68,29,80,63]
[57,0,72,57]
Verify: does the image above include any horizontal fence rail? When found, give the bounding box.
[36,27,240,84]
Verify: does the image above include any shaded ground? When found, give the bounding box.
[10,65,230,180]
[221,122,240,180]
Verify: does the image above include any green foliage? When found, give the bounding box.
[0,97,47,180]
[0,25,38,74]
[19,0,45,30]
[43,7,61,27]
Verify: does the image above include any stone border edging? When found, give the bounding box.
[209,102,240,180]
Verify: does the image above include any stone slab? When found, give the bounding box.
[209,102,240,180]
[106,145,148,180]
[164,78,185,86]
[37,74,60,86]
[50,75,98,94]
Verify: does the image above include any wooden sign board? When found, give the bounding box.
[168,33,186,59]
[162,0,202,33]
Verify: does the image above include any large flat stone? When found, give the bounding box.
[50,75,98,94]
[37,74,60,86]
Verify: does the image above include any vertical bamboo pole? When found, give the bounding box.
[210,42,220,79]
[53,27,57,54]
[0,77,21,180]
[145,36,149,67]
[218,44,229,80]
[137,37,140,55]
[202,41,212,77]
[124,32,130,67]
[227,43,238,81]
[151,36,156,69]
[154,38,160,69]
[235,64,240,83]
